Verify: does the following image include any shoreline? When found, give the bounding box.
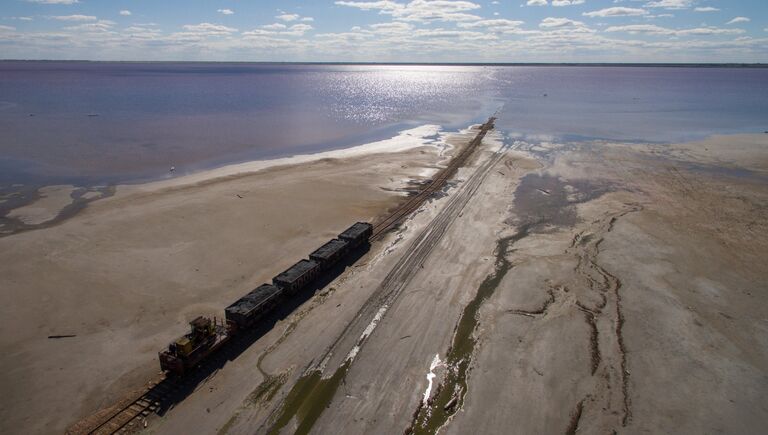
[0,123,481,435]
[119,124,451,194]
[3,130,766,238]
[1,126,766,434]
[0,124,458,237]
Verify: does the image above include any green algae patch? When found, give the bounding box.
[267,361,350,435]
[407,229,528,435]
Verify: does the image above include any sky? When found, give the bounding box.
[0,0,766,62]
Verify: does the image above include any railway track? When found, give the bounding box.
[312,123,505,375]
[66,376,167,435]
[68,117,497,435]
[371,117,496,239]
[260,117,507,433]
[67,322,283,435]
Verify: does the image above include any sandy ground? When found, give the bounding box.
[2,126,767,435]
[0,126,454,434]
[142,131,766,435]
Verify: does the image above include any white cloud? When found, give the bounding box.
[27,0,79,4]
[276,14,300,22]
[334,1,401,11]
[370,21,414,32]
[0,25,17,32]
[52,15,97,21]
[262,23,287,30]
[644,0,693,10]
[119,10,131,16]
[694,7,719,12]
[63,20,115,32]
[583,7,648,18]
[275,13,315,24]
[459,19,525,31]
[217,9,234,16]
[726,17,750,25]
[603,24,677,35]
[336,1,482,23]
[3,0,767,63]
[552,0,584,6]
[540,17,586,28]
[244,23,313,38]
[412,27,497,40]
[527,0,548,5]
[181,23,238,36]
[286,24,313,36]
[605,24,745,36]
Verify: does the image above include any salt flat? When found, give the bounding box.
[2,127,766,435]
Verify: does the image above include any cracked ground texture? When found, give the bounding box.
[121,134,767,435]
[444,136,768,435]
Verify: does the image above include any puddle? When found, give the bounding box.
[509,173,611,230]
[683,161,768,183]
[0,184,114,237]
[422,354,444,405]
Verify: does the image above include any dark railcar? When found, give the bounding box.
[273,259,320,295]
[338,222,373,248]
[225,284,282,329]
[309,238,350,270]
[159,222,374,375]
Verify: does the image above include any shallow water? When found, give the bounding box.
[1,63,767,187]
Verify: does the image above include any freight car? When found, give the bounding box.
[339,222,373,248]
[159,222,374,375]
[273,259,321,295]
[310,238,350,270]
[225,284,282,330]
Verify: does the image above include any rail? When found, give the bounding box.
[66,375,167,435]
[66,116,496,435]
[371,116,496,239]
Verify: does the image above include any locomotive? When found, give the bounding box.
[159,222,373,375]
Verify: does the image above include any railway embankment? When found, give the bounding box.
[62,119,497,435]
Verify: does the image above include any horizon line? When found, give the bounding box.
[1,60,767,68]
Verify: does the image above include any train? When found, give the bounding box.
[158,222,373,375]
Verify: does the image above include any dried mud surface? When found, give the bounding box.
[4,128,767,435]
[147,133,767,435]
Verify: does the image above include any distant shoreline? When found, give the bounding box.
[1,60,766,68]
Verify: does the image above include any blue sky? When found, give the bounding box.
[0,0,766,62]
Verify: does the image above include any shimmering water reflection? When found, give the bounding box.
[1,62,766,186]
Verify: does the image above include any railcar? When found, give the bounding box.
[159,222,373,375]
[225,284,283,330]
[338,222,373,248]
[273,259,321,295]
[310,238,350,270]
